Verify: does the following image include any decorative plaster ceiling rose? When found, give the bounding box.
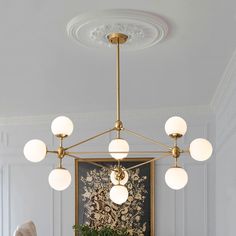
[67,9,168,50]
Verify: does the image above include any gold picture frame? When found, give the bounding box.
[75,158,155,235]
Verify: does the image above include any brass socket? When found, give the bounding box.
[56,134,68,139]
[169,133,183,138]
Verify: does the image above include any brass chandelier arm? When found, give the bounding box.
[66,153,112,170]
[124,128,172,149]
[182,149,190,153]
[64,128,115,151]
[47,150,58,154]
[127,153,170,170]
[67,151,171,155]
[67,153,170,172]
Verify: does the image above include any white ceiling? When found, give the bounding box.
[0,0,235,116]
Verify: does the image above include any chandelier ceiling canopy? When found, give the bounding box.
[23,9,213,205]
[67,9,168,50]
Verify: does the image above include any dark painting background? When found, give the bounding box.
[75,158,154,236]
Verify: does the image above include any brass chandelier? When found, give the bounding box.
[23,33,213,205]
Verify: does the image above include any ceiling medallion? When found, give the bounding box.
[23,11,213,205]
[67,9,169,50]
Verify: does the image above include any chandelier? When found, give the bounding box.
[23,32,213,205]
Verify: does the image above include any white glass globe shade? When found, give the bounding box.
[48,168,71,191]
[110,185,129,205]
[165,116,187,136]
[190,138,213,161]
[165,167,188,190]
[110,170,129,185]
[108,139,129,160]
[51,116,73,137]
[23,139,47,163]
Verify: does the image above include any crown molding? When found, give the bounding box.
[209,47,236,148]
[210,48,236,114]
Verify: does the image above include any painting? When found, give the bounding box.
[75,158,155,236]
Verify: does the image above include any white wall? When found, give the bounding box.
[0,107,216,236]
[212,51,236,236]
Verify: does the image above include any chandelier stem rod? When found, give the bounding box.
[59,158,62,168]
[175,158,178,167]
[64,128,115,150]
[60,137,63,148]
[118,159,120,169]
[116,40,121,139]
[174,136,177,147]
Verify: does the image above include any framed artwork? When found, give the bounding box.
[75,158,155,235]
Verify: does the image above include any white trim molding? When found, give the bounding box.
[211,48,236,114]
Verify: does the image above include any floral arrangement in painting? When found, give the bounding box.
[79,166,148,235]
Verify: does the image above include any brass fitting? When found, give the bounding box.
[57,147,65,159]
[114,167,126,181]
[115,120,123,131]
[107,33,128,44]
[171,146,181,158]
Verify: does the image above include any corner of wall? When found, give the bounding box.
[210,47,236,236]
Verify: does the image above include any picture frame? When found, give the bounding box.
[75,158,155,235]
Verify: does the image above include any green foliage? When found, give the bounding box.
[73,224,130,236]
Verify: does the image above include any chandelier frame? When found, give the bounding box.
[23,28,213,194]
[46,33,189,172]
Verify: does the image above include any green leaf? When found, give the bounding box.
[73,224,130,236]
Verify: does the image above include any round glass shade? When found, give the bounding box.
[51,116,73,137]
[108,139,129,160]
[23,139,47,163]
[48,168,71,191]
[165,167,188,190]
[190,138,213,161]
[165,116,187,136]
[110,170,129,185]
[110,185,129,205]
